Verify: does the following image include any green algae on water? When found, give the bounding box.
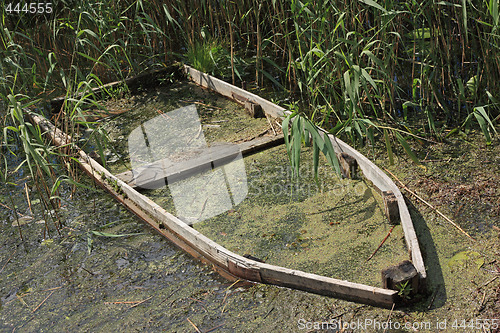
[90,80,272,175]
[145,144,408,288]
[192,145,409,287]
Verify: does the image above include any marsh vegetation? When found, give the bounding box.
[1,0,499,331]
[2,0,499,182]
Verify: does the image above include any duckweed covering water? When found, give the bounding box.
[191,145,408,287]
[92,81,273,175]
[90,81,408,288]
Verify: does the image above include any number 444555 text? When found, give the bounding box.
[5,3,53,14]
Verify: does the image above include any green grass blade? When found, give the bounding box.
[292,116,302,177]
[282,114,291,158]
[473,108,492,144]
[312,138,319,183]
[87,232,93,254]
[383,128,394,165]
[322,133,341,175]
[360,0,388,13]
[394,131,421,166]
[475,106,497,134]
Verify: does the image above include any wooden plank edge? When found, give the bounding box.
[27,111,400,308]
[184,65,287,119]
[115,134,285,189]
[324,133,427,290]
[258,264,398,308]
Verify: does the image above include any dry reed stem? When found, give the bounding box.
[221,279,241,314]
[39,286,64,292]
[266,115,277,136]
[24,183,32,215]
[32,290,55,313]
[366,225,395,262]
[383,303,395,333]
[0,202,28,217]
[205,323,224,333]
[129,296,153,308]
[384,167,475,241]
[186,318,202,333]
[481,276,498,288]
[179,100,223,110]
[104,296,153,307]
[188,297,208,313]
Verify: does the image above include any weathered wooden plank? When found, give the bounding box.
[338,152,358,179]
[238,133,284,154]
[324,133,427,286]
[116,134,284,189]
[127,143,242,189]
[258,264,398,308]
[185,65,286,119]
[383,191,400,225]
[244,100,264,118]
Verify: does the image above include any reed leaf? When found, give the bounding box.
[394,131,422,167]
[473,106,497,144]
[383,128,394,165]
[284,113,341,181]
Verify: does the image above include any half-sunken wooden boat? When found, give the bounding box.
[28,65,426,308]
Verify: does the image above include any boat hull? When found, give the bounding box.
[27,65,427,308]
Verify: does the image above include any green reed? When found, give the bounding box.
[0,0,178,235]
[1,0,499,199]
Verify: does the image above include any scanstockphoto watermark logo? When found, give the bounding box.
[298,318,433,331]
[297,318,499,331]
[127,105,247,225]
[246,162,367,198]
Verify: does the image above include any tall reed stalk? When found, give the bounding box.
[1,0,498,220]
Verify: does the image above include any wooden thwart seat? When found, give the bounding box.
[115,134,284,189]
[27,65,429,308]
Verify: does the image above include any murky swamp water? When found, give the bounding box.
[95,80,407,286]
[1,80,499,332]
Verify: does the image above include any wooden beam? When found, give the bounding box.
[338,152,358,179]
[185,65,286,119]
[383,191,400,225]
[259,264,397,308]
[115,134,284,189]
[244,100,264,118]
[27,112,399,308]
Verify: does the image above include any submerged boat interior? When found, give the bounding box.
[27,65,428,308]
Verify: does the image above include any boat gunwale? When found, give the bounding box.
[26,65,428,308]
[184,65,426,284]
